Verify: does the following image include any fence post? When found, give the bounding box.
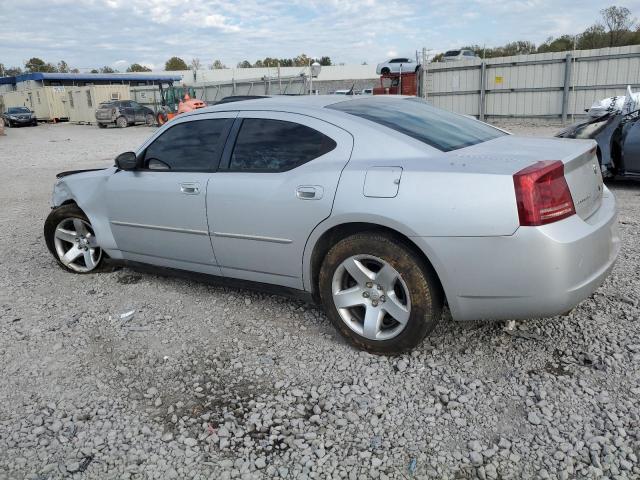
[479,62,487,121]
[561,53,573,123]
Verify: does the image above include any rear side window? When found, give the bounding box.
[144,119,232,171]
[229,118,337,172]
[327,97,505,152]
[445,50,460,56]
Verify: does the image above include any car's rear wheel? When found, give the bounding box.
[116,116,128,128]
[145,113,155,126]
[319,233,442,354]
[44,205,104,274]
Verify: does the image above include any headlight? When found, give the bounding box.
[8,115,17,120]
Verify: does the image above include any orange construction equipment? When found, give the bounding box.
[156,84,206,126]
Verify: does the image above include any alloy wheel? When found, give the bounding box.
[331,254,411,341]
[53,218,102,272]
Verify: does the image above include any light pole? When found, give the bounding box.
[309,61,321,95]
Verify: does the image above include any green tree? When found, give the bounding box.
[99,66,116,73]
[600,5,636,46]
[165,56,188,71]
[236,60,252,68]
[537,35,575,53]
[210,59,226,69]
[90,69,99,73]
[578,24,608,49]
[25,57,57,73]
[57,60,70,73]
[318,56,332,66]
[127,63,152,72]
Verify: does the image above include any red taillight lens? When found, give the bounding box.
[513,160,576,226]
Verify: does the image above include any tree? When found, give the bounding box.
[165,56,188,71]
[190,58,202,71]
[293,54,310,66]
[318,56,332,66]
[99,66,116,73]
[57,60,70,73]
[210,59,226,69]
[236,60,252,68]
[600,6,636,46]
[577,24,608,49]
[90,69,99,74]
[537,35,575,53]
[25,57,56,73]
[127,63,151,72]
[70,68,80,74]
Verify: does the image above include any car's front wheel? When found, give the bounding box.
[116,116,128,128]
[381,67,390,75]
[319,233,442,354]
[44,205,104,273]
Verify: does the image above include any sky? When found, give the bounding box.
[1,0,639,71]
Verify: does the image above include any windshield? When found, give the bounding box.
[8,107,30,114]
[444,50,461,56]
[327,97,506,152]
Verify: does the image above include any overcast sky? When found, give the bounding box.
[1,0,639,71]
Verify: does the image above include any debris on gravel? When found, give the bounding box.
[0,123,638,478]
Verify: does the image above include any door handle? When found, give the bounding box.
[180,183,200,195]
[296,185,324,200]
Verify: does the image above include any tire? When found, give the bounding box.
[145,113,155,126]
[98,123,107,129]
[319,232,442,354]
[31,120,37,127]
[44,204,106,274]
[156,112,168,126]
[116,116,128,128]
[381,67,390,75]
[4,120,10,128]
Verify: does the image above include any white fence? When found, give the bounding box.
[426,45,640,120]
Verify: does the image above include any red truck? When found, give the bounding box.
[373,72,418,96]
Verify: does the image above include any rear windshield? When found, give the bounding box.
[444,50,461,56]
[327,97,505,152]
[8,107,30,113]
[99,102,115,108]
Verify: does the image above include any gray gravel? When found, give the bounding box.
[0,122,639,479]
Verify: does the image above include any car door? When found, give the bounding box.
[106,113,235,275]
[130,101,146,123]
[622,118,640,174]
[207,111,353,288]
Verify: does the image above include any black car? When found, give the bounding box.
[556,110,640,180]
[2,107,37,127]
[95,100,155,128]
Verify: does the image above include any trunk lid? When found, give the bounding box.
[449,136,604,220]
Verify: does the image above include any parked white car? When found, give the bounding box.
[443,49,478,62]
[376,58,418,75]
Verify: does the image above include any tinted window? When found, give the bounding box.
[144,119,232,171]
[327,98,505,152]
[8,107,30,113]
[444,50,461,56]
[229,119,337,172]
[463,50,476,56]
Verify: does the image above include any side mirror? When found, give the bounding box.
[115,151,138,170]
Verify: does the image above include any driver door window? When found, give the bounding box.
[144,119,233,171]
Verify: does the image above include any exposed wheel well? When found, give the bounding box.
[309,222,445,304]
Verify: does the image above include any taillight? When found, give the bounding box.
[513,160,575,226]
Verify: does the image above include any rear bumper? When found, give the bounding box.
[418,186,620,321]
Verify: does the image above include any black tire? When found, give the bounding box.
[319,232,443,354]
[44,204,107,274]
[98,123,107,129]
[381,67,390,75]
[145,113,155,126]
[116,116,128,128]
[30,120,37,126]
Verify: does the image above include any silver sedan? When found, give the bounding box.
[45,96,620,354]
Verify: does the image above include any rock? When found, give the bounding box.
[470,452,483,466]
[528,412,542,425]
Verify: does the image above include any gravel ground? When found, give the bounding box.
[0,121,638,480]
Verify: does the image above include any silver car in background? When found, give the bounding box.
[376,58,418,75]
[45,96,620,354]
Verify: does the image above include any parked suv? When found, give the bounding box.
[95,100,155,128]
[443,49,478,62]
[2,107,37,127]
